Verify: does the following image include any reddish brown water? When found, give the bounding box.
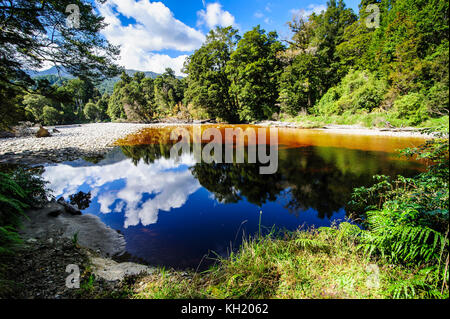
[116,125,426,153]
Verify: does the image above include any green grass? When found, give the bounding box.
[129,223,445,299]
[280,112,449,130]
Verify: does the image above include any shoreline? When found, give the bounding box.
[0,123,153,165]
[0,122,435,165]
[0,122,434,165]
[254,121,436,138]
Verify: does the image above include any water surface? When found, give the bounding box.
[43,126,426,269]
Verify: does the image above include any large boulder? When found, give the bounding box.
[36,126,51,138]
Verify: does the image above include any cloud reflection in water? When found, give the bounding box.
[43,153,200,228]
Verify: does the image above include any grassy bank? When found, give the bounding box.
[280,113,449,130]
[129,224,438,299]
[126,223,447,299]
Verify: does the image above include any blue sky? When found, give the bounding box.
[95,0,360,75]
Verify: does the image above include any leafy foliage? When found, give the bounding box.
[183,26,240,122]
[349,132,449,295]
[0,0,121,129]
[0,167,49,256]
[2,0,447,127]
[315,69,387,115]
[226,26,284,121]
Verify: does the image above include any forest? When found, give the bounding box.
[1,0,448,129]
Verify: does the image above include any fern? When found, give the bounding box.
[361,209,447,264]
[0,169,49,257]
[350,132,449,297]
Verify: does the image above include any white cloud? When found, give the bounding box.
[43,154,201,228]
[197,2,236,29]
[253,10,272,24]
[96,0,205,75]
[254,11,264,19]
[291,4,327,20]
[119,46,189,75]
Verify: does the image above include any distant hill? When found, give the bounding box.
[27,66,73,78]
[28,66,182,95]
[97,69,163,95]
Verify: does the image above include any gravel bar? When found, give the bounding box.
[0,123,151,165]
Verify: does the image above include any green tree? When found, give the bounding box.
[279,52,323,115]
[42,105,62,125]
[154,68,184,116]
[22,94,53,123]
[95,93,111,122]
[184,26,241,122]
[83,101,101,122]
[278,0,357,116]
[107,72,131,120]
[226,26,284,121]
[62,78,99,119]
[0,0,121,129]
[107,72,157,122]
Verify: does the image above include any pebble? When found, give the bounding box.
[0,123,152,165]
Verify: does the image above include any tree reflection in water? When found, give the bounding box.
[119,142,422,220]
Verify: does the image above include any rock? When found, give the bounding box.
[36,126,51,138]
[20,204,127,257]
[64,202,82,215]
[90,257,155,282]
[36,202,67,218]
[57,197,82,215]
[193,119,215,124]
[0,130,15,138]
[47,204,65,217]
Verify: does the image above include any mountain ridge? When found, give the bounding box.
[28,66,181,95]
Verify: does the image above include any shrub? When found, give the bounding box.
[349,132,449,295]
[392,92,429,125]
[0,168,49,255]
[315,70,387,116]
[42,105,63,126]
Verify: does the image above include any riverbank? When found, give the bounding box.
[255,121,436,138]
[0,121,437,166]
[128,224,425,299]
[277,114,449,132]
[0,199,156,299]
[0,123,152,165]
